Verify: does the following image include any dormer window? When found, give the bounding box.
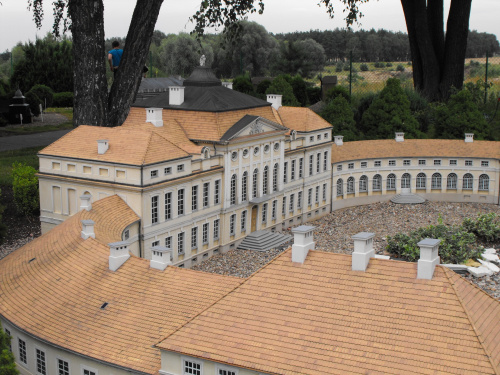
[290,130,297,140]
[201,147,210,159]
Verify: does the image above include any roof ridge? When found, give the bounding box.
[442,266,500,375]
[140,131,155,165]
[152,130,189,156]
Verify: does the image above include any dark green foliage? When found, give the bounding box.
[27,84,54,108]
[0,189,6,244]
[361,78,421,139]
[462,213,500,242]
[0,321,19,375]
[325,86,350,102]
[306,86,321,104]
[24,91,42,116]
[275,39,326,78]
[256,79,272,95]
[433,89,489,139]
[373,61,385,68]
[360,63,369,71]
[335,62,343,72]
[232,74,254,95]
[385,62,393,67]
[396,64,405,72]
[53,92,74,107]
[290,75,308,106]
[320,96,358,141]
[265,75,299,106]
[11,163,39,216]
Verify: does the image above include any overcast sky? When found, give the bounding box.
[0,0,498,52]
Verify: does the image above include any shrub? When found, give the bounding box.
[462,213,500,242]
[343,64,350,71]
[0,321,19,375]
[360,63,369,71]
[11,163,39,216]
[53,92,74,107]
[325,86,350,102]
[335,62,343,72]
[27,84,54,108]
[396,64,405,72]
[374,62,385,68]
[320,95,357,141]
[385,62,393,67]
[266,75,299,106]
[24,91,42,116]
[306,86,321,104]
[232,75,254,95]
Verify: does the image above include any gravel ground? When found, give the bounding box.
[193,201,500,300]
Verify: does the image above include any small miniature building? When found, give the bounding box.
[9,89,32,124]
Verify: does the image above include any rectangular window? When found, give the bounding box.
[52,162,61,170]
[449,160,457,166]
[36,348,46,375]
[374,161,381,167]
[465,160,473,166]
[291,160,296,180]
[337,164,343,171]
[177,164,184,172]
[419,160,426,165]
[164,166,172,175]
[282,197,286,216]
[403,160,411,166]
[178,189,184,215]
[309,155,314,176]
[262,203,268,222]
[191,185,198,211]
[316,153,321,173]
[308,188,312,206]
[434,160,441,166]
[324,151,328,171]
[165,192,172,220]
[165,236,172,249]
[116,169,125,178]
[83,166,91,174]
[67,163,76,172]
[214,180,221,204]
[150,170,158,178]
[361,161,367,168]
[289,194,294,212]
[241,211,247,232]
[230,214,236,235]
[18,338,27,364]
[218,368,237,375]
[83,370,97,375]
[178,232,185,255]
[481,160,489,167]
[99,168,108,176]
[191,227,198,249]
[348,162,354,169]
[203,182,209,207]
[214,219,220,240]
[309,136,314,142]
[299,158,304,178]
[297,191,303,209]
[272,200,277,220]
[151,196,158,224]
[283,162,288,183]
[315,186,320,203]
[152,240,160,248]
[57,359,69,375]
[323,183,327,201]
[4,329,11,351]
[324,132,329,139]
[389,160,396,166]
[183,360,202,375]
[317,134,321,140]
[202,223,209,244]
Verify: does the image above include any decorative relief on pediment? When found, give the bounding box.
[249,122,264,135]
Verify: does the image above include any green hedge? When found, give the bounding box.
[28,84,54,108]
[53,92,74,107]
[11,163,39,216]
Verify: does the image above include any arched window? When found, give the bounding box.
[241,171,248,201]
[273,163,279,192]
[447,173,457,190]
[463,173,473,190]
[336,178,343,196]
[263,166,269,195]
[230,174,237,205]
[387,174,396,190]
[372,174,382,191]
[416,173,426,189]
[347,177,355,194]
[431,173,442,189]
[478,174,489,191]
[359,175,368,192]
[401,173,411,189]
[252,168,259,198]
[201,147,210,159]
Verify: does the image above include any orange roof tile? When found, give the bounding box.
[157,250,500,375]
[276,106,332,132]
[331,139,500,163]
[0,195,243,374]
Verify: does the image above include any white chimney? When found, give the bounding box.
[267,94,282,110]
[334,135,344,146]
[146,107,163,127]
[351,232,375,271]
[150,246,172,271]
[465,133,474,143]
[80,194,92,211]
[417,238,441,280]
[222,82,233,90]
[169,86,185,106]
[109,241,130,271]
[291,225,316,264]
[395,132,405,142]
[81,220,95,240]
[97,139,109,154]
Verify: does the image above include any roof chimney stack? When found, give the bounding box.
[169,86,185,106]
[81,220,95,240]
[146,108,163,127]
[395,132,405,142]
[222,82,233,90]
[267,94,282,110]
[417,238,441,279]
[334,135,343,146]
[352,232,375,271]
[465,133,474,143]
[150,246,172,271]
[97,139,109,154]
[109,241,130,271]
[80,194,92,211]
[291,225,316,264]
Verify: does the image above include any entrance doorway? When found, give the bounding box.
[251,205,258,232]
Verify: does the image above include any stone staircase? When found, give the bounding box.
[238,230,292,252]
[390,193,426,204]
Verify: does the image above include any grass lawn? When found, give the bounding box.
[0,147,41,186]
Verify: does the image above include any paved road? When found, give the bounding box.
[0,130,72,152]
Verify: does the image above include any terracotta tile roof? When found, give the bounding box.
[276,106,332,132]
[0,195,243,374]
[157,250,500,375]
[332,139,500,163]
[39,125,191,165]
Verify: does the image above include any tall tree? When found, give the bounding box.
[0,322,19,375]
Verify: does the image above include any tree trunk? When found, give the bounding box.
[400,0,472,101]
[68,0,108,126]
[107,0,164,127]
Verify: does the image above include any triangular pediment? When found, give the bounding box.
[221,115,287,142]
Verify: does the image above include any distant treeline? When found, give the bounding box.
[274,29,500,62]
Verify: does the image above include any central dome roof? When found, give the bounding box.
[183,66,221,87]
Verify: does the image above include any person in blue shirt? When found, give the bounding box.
[108,41,123,76]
